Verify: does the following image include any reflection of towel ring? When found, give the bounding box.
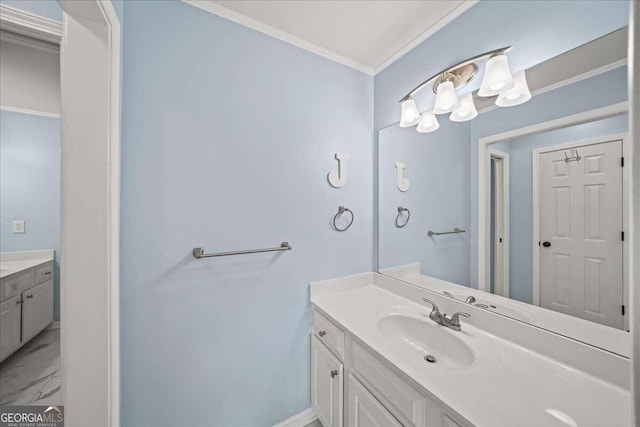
[333,206,354,232]
[395,206,410,228]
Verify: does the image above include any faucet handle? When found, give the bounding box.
[464,296,477,304]
[422,298,440,314]
[449,312,471,326]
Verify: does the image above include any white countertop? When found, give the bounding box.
[311,283,631,427]
[0,250,54,279]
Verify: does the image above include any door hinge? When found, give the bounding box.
[621,157,624,167]
[621,231,625,241]
[622,305,625,316]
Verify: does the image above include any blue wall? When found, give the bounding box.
[374,0,629,130]
[0,0,62,21]
[120,1,373,425]
[378,119,470,285]
[0,110,61,320]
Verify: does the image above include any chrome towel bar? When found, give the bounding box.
[193,242,292,259]
[428,227,465,237]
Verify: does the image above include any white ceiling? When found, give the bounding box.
[189,0,475,75]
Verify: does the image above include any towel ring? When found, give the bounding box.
[395,206,410,228]
[333,206,354,232]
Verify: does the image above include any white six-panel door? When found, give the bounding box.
[539,139,623,328]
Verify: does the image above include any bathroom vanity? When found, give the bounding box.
[0,250,55,362]
[309,273,630,427]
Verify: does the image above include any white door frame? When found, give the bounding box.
[489,149,510,298]
[477,101,628,293]
[531,134,630,329]
[1,2,121,425]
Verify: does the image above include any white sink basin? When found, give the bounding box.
[377,314,474,369]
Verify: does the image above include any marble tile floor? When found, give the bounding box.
[0,327,61,406]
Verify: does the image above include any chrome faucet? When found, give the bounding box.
[422,298,471,331]
[443,291,476,305]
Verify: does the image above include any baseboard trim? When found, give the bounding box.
[273,408,318,427]
[46,321,61,330]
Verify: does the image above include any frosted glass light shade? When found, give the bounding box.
[399,98,421,127]
[496,71,531,107]
[433,80,460,114]
[450,93,478,122]
[478,54,515,97]
[416,110,440,133]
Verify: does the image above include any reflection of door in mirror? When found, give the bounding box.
[538,139,623,329]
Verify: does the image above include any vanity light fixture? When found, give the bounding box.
[416,110,439,133]
[477,53,515,96]
[399,98,421,127]
[450,93,478,122]
[495,71,532,107]
[398,46,531,133]
[433,79,460,114]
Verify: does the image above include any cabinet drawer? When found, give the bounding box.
[313,309,345,359]
[34,262,54,285]
[351,340,426,427]
[2,270,34,301]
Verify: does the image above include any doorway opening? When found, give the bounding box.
[489,150,510,298]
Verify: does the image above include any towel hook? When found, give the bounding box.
[332,206,354,232]
[564,149,581,163]
[395,206,411,228]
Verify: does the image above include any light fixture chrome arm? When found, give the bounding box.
[398,46,512,102]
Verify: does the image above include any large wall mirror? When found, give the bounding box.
[377,3,630,356]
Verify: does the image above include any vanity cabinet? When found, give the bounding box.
[22,279,54,342]
[311,335,343,427]
[0,261,54,362]
[347,373,401,427]
[311,308,466,427]
[0,295,22,359]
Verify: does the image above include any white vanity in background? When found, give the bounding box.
[309,273,630,427]
[0,250,55,362]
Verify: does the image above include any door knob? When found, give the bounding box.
[542,241,551,247]
[330,370,338,378]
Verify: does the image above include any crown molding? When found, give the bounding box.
[183,0,375,75]
[0,29,59,53]
[0,4,62,45]
[374,0,478,74]
[1,105,61,118]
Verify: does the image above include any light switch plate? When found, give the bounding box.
[12,221,25,234]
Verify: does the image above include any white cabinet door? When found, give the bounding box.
[22,279,54,342]
[347,374,401,427]
[426,396,466,427]
[311,335,343,427]
[0,295,22,361]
